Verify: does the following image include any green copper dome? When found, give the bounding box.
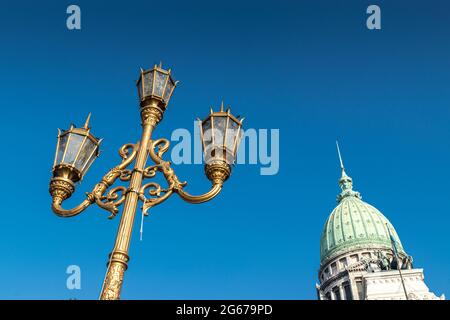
[320,163,405,265]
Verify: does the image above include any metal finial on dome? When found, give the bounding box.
[336,140,344,170]
[336,141,352,184]
[335,141,361,202]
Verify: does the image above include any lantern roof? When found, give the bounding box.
[201,101,244,125]
[59,114,101,145]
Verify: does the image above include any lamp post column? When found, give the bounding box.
[99,104,163,300]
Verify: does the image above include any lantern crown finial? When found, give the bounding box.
[83,113,92,129]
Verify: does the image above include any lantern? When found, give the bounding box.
[199,102,244,167]
[52,114,101,184]
[137,64,178,109]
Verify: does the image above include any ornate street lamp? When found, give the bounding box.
[48,64,244,300]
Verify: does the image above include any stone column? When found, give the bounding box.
[340,284,346,300]
[330,290,336,300]
[349,278,359,300]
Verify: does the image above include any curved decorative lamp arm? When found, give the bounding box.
[140,138,184,213]
[49,124,139,217]
[51,185,93,218]
[175,182,223,204]
[175,161,231,203]
[142,138,227,212]
[145,101,241,207]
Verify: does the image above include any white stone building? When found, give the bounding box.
[316,149,444,300]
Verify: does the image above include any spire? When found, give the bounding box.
[336,141,352,186]
[336,141,349,180]
[335,141,361,202]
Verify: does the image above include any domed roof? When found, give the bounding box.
[320,144,405,265]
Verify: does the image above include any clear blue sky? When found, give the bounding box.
[0,0,449,299]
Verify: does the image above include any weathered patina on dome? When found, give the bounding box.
[320,161,405,265]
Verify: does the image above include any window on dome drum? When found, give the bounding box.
[331,262,337,274]
[325,292,331,300]
[343,282,352,300]
[355,278,364,300]
[339,258,348,269]
[332,286,341,300]
[362,252,371,260]
[350,254,359,264]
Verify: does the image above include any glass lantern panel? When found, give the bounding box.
[137,77,143,99]
[213,116,227,146]
[154,72,168,97]
[64,133,84,165]
[202,118,212,149]
[226,118,240,151]
[56,133,68,164]
[74,138,97,171]
[143,71,154,96]
[81,146,97,174]
[163,79,174,102]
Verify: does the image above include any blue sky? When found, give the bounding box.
[0,0,449,299]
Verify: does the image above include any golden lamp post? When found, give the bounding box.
[48,65,244,300]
